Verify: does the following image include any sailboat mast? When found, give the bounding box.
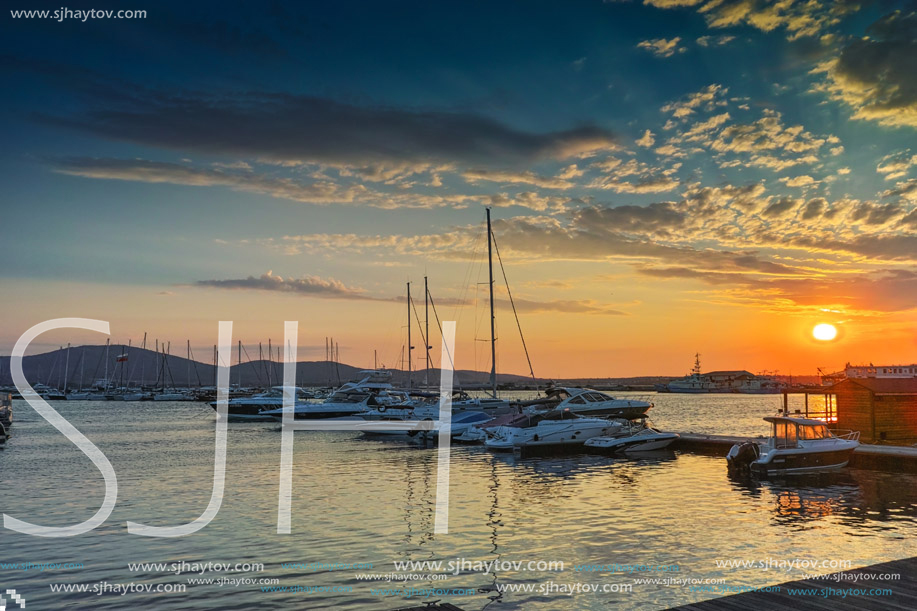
[237,340,242,389]
[140,333,147,388]
[486,208,497,398]
[424,275,430,387]
[406,281,413,388]
[64,343,70,392]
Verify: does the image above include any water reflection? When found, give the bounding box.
[728,469,917,530]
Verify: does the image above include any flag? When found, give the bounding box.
[117,354,129,362]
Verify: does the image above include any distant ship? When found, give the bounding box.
[820,363,917,385]
[656,354,786,394]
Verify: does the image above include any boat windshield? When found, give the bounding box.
[774,421,798,448]
[799,424,830,440]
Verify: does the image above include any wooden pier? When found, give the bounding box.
[673,433,917,472]
[666,556,917,610]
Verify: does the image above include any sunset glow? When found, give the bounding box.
[2,2,916,378]
[813,324,838,342]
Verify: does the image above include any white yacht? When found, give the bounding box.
[523,387,652,419]
[484,409,623,452]
[358,407,493,438]
[726,414,860,476]
[210,386,316,421]
[261,370,413,421]
[584,418,679,453]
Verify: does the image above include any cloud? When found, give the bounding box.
[636,130,656,147]
[647,0,858,41]
[815,10,917,128]
[637,37,686,58]
[194,269,624,315]
[36,90,617,166]
[877,151,917,181]
[52,157,369,204]
[635,266,917,313]
[588,176,680,193]
[696,34,736,47]
[462,168,575,190]
[662,84,727,118]
[195,271,371,299]
[761,196,799,218]
[780,175,817,187]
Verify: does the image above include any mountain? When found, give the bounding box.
[0,345,541,389]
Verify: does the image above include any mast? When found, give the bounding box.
[237,340,242,389]
[140,333,147,388]
[407,281,413,389]
[186,340,191,389]
[104,339,110,391]
[268,339,273,389]
[486,208,497,398]
[424,275,430,387]
[64,343,70,392]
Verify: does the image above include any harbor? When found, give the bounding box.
[5,1,917,609]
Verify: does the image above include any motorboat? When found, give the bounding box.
[32,384,66,401]
[726,413,860,476]
[210,386,315,421]
[521,387,652,419]
[484,409,624,452]
[584,418,679,453]
[261,371,414,421]
[455,409,528,443]
[450,391,514,414]
[358,408,493,438]
[153,391,196,402]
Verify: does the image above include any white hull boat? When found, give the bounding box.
[484,410,624,452]
[727,414,860,476]
[584,419,679,453]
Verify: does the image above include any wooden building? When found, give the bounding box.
[833,378,917,444]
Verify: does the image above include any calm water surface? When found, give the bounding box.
[2,393,916,610]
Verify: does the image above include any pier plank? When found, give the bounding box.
[666,557,917,611]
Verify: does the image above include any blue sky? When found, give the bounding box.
[2,1,916,376]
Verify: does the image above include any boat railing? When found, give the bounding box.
[830,429,860,442]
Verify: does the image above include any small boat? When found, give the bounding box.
[152,391,196,402]
[584,418,679,453]
[726,414,860,476]
[0,393,12,443]
[521,387,652,419]
[484,409,624,452]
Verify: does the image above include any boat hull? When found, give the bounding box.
[751,447,856,476]
[585,432,679,454]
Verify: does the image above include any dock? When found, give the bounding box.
[673,434,917,472]
[666,556,917,610]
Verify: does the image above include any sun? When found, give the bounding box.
[813,323,838,341]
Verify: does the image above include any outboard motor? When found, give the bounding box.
[726,441,759,473]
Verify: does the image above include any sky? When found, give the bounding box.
[1,0,916,378]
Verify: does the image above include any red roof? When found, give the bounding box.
[835,378,917,395]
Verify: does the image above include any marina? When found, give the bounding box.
[5,2,917,608]
[5,393,917,610]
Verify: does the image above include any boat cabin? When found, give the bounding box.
[764,416,832,448]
